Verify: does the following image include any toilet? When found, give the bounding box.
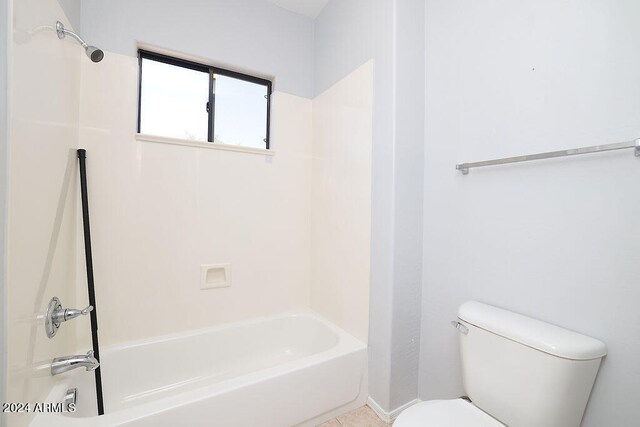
[395,301,607,427]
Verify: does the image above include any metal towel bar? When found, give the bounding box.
[456,138,640,175]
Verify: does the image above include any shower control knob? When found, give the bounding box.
[45,297,93,338]
[52,304,93,323]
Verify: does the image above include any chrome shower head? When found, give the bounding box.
[56,21,104,63]
[85,46,104,63]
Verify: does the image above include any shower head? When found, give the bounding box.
[85,46,104,63]
[56,21,104,63]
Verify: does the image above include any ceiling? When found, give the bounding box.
[266,0,330,19]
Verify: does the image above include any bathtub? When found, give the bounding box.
[30,312,367,427]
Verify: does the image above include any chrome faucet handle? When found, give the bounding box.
[52,304,93,324]
[46,297,93,338]
[62,305,94,321]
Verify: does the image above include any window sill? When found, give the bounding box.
[136,133,275,156]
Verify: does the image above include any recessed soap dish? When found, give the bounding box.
[200,264,231,289]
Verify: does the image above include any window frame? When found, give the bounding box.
[137,50,273,149]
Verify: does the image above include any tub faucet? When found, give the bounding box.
[51,350,99,376]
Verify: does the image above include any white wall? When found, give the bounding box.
[80,0,314,98]
[311,61,373,344]
[315,0,425,412]
[420,1,640,426]
[6,2,88,426]
[78,52,313,346]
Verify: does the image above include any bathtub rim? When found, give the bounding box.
[30,310,367,426]
[100,309,356,355]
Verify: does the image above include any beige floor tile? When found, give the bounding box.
[336,405,391,427]
[316,419,341,427]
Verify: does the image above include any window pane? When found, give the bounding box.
[213,75,268,149]
[140,58,209,141]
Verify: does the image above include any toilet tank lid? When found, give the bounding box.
[458,301,607,360]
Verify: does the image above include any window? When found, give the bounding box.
[138,50,272,149]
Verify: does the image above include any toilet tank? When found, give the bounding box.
[457,301,607,427]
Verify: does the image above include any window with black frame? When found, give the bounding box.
[138,50,272,149]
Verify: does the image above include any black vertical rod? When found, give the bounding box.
[265,82,272,149]
[77,149,105,416]
[207,71,216,143]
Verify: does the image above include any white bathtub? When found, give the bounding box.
[30,312,367,427]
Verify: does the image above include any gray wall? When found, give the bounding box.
[313,0,379,97]
[58,0,81,31]
[389,0,425,411]
[80,0,314,98]
[315,0,425,412]
[420,1,640,426]
[0,0,9,423]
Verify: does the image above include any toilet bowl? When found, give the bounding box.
[395,301,607,427]
[394,399,503,427]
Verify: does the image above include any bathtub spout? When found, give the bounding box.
[51,350,99,376]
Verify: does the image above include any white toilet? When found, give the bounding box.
[395,301,607,427]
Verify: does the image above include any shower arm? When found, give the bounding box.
[55,21,104,63]
[55,21,87,48]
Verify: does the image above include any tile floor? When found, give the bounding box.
[317,405,393,427]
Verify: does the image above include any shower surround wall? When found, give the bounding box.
[311,61,373,344]
[77,50,373,349]
[6,1,93,427]
[420,1,640,426]
[78,52,313,346]
[68,0,374,349]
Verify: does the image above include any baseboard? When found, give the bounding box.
[367,396,421,423]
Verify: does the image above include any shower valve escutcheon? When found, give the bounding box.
[45,297,93,338]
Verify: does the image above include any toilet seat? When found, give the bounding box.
[393,399,505,427]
